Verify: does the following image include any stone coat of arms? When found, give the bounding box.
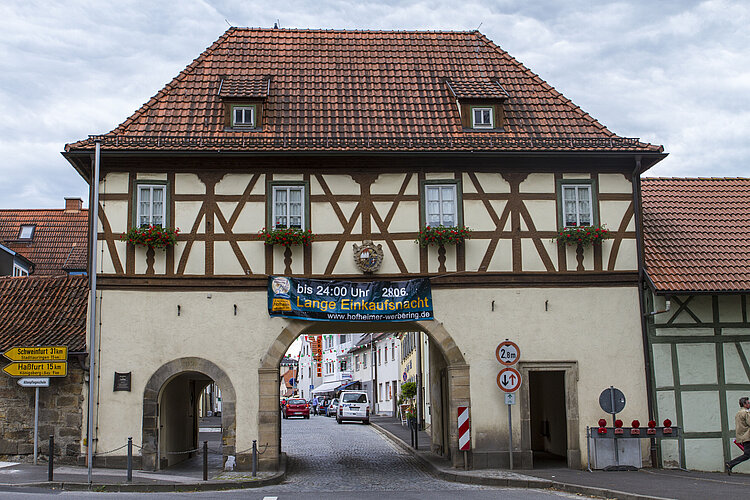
[352,240,384,273]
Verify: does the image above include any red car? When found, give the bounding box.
[282,398,310,419]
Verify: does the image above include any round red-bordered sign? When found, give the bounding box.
[495,341,520,366]
[497,367,522,393]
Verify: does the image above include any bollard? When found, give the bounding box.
[203,441,208,481]
[252,440,257,477]
[414,421,419,450]
[127,437,133,482]
[48,435,54,481]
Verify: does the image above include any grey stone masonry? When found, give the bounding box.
[0,362,84,464]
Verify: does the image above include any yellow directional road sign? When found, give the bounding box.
[3,346,67,362]
[3,361,67,377]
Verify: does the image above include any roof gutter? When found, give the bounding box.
[633,156,658,467]
[86,139,101,484]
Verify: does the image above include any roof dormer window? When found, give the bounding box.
[18,225,35,240]
[472,107,494,129]
[232,105,256,127]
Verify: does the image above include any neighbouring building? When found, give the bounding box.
[0,275,88,463]
[641,178,750,472]
[62,28,666,471]
[279,356,298,397]
[0,198,88,277]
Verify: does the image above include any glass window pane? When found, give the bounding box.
[427,201,440,216]
[275,189,287,204]
[441,186,454,201]
[427,214,441,225]
[482,110,491,122]
[426,187,439,202]
[290,188,302,203]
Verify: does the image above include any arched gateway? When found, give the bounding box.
[141,357,237,471]
[253,319,470,470]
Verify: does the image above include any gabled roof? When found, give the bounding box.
[219,78,270,99]
[642,178,750,293]
[0,203,88,276]
[66,28,662,154]
[0,275,88,352]
[447,79,509,100]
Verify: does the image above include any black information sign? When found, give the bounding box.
[114,372,132,392]
[267,276,434,322]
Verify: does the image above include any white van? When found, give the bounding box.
[336,390,370,424]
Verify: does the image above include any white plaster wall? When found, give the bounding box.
[320,174,359,195]
[519,173,554,193]
[100,201,128,234]
[473,173,510,193]
[102,172,129,193]
[598,174,631,193]
[175,174,204,194]
[89,285,645,468]
[136,173,167,181]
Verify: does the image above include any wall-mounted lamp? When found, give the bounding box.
[645,299,671,316]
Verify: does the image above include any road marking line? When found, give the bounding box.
[262,497,278,500]
[0,462,19,469]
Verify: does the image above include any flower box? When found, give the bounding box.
[417,225,471,247]
[121,226,179,249]
[553,225,611,246]
[258,227,314,246]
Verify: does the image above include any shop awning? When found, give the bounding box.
[311,381,342,395]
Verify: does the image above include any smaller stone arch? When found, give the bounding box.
[141,357,236,471]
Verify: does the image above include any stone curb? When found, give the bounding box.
[0,453,287,492]
[370,423,671,500]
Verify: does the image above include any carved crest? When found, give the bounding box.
[352,240,384,273]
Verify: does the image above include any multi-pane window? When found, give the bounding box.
[355,355,360,371]
[137,184,166,227]
[232,106,255,127]
[472,107,493,128]
[384,346,388,364]
[272,185,304,229]
[392,342,395,360]
[425,184,457,227]
[12,264,28,277]
[363,353,368,369]
[562,184,593,227]
[378,348,382,365]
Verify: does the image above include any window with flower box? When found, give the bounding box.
[135,182,168,228]
[557,179,598,227]
[421,179,463,228]
[268,181,310,230]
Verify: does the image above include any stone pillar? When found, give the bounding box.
[447,363,471,468]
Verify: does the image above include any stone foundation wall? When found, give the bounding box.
[0,362,84,464]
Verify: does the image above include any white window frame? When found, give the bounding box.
[12,264,29,277]
[18,225,34,240]
[424,183,459,227]
[472,107,494,128]
[272,185,305,229]
[232,105,255,127]
[562,184,594,227]
[136,184,167,228]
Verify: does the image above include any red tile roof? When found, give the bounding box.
[66,28,661,154]
[0,207,88,276]
[0,275,88,352]
[219,78,270,98]
[447,79,509,100]
[642,178,750,292]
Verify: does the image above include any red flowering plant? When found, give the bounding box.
[258,227,314,246]
[417,226,471,247]
[552,225,611,246]
[121,225,179,249]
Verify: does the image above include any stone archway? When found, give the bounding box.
[141,357,236,471]
[254,319,470,470]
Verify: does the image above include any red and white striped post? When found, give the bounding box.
[458,406,470,470]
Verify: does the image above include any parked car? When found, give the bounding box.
[283,398,310,419]
[336,391,370,424]
[326,398,339,417]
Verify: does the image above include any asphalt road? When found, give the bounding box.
[0,415,583,499]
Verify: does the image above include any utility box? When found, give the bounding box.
[590,435,642,469]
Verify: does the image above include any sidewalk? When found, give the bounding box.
[370,415,750,500]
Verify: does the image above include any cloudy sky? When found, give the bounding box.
[1,0,748,209]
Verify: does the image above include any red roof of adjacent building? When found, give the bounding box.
[66,28,662,154]
[642,178,750,292]
[0,275,88,352]
[0,200,88,276]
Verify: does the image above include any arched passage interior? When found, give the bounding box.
[254,319,470,470]
[141,357,236,471]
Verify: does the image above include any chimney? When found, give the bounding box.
[65,198,83,212]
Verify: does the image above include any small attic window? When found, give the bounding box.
[18,225,35,240]
[472,107,494,129]
[232,105,256,127]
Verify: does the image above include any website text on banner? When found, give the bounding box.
[268,276,434,322]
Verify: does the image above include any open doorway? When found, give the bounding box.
[529,371,567,468]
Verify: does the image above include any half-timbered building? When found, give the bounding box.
[63,28,666,471]
[642,178,750,471]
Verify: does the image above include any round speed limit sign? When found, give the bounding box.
[496,340,520,366]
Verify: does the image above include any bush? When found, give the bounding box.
[401,381,417,400]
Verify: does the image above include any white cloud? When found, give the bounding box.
[1,0,748,208]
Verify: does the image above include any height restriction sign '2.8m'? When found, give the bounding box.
[495,341,520,366]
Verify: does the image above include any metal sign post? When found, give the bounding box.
[496,339,521,470]
[599,386,626,467]
[34,387,39,465]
